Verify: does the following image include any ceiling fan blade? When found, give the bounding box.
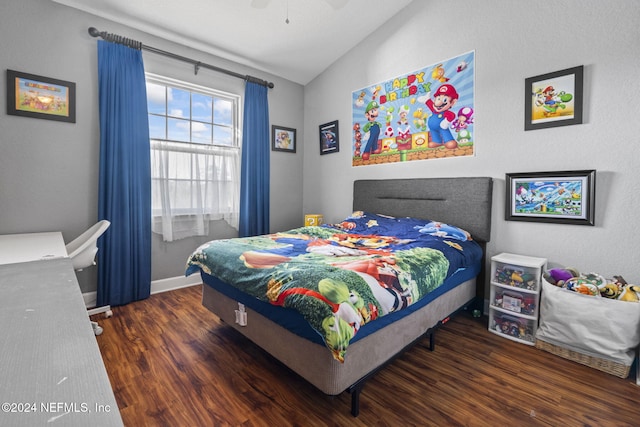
[325,0,349,10]
[251,0,270,8]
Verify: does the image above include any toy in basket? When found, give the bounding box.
[536,267,640,378]
[542,268,640,302]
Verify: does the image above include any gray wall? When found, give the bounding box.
[0,0,304,292]
[303,0,640,286]
[3,0,639,296]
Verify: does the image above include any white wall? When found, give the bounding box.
[303,0,640,285]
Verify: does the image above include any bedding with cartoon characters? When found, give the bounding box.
[185,211,483,363]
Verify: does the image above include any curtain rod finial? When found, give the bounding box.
[88,27,101,38]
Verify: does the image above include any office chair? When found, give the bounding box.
[65,220,111,336]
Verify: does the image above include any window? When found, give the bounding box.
[146,74,241,241]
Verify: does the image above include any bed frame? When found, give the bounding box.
[200,177,493,416]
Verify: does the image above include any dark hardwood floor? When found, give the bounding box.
[92,285,640,426]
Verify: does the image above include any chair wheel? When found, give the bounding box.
[91,321,104,336]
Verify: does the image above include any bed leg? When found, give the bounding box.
[350,384,363,417]
[429,331,435,351]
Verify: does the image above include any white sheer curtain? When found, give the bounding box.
[151,139,240,242]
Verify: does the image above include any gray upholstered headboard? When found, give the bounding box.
[353,177,493,242]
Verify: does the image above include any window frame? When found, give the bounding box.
[146,73,242,221]
[145,73,241,148]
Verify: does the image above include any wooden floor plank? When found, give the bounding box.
[92,285,640,426]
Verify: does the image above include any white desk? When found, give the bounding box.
[0,232,68,265]
[0,234,123,426]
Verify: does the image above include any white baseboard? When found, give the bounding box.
[83,274,201,309]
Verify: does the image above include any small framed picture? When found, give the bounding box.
[272,125,296,153]
[6,69,76,123]
[505,170,595,225]
[525,65,583,131]
[319,120,339,155]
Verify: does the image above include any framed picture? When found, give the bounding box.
[319,120,339,155]
[6,69,76,123]
[505,170,595,225]
[525,65,583,131]
[272,125,296,153]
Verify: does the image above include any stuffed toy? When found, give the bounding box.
[599,282,622,299]
[565,277,599,296]
[543,267,579,286]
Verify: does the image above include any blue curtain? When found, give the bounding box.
[96,40,151,306]
[239,81,270,237]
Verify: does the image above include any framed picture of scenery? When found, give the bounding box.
[7,69,76,123]
[506,170,595,225]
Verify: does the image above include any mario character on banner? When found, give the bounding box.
[426,84,459,150]
[352,51,475,166]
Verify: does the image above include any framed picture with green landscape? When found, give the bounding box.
[505,170,595,225]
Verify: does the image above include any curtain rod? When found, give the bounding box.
[87,27,274,89]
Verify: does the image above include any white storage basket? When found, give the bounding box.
[536,278,640,377]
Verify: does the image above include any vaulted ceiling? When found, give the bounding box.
[53,0,415,85]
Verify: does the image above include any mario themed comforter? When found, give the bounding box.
[185,211,483,362]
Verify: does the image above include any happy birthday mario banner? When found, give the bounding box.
[352,51,475,166]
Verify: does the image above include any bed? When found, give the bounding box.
[186,177,493,416]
